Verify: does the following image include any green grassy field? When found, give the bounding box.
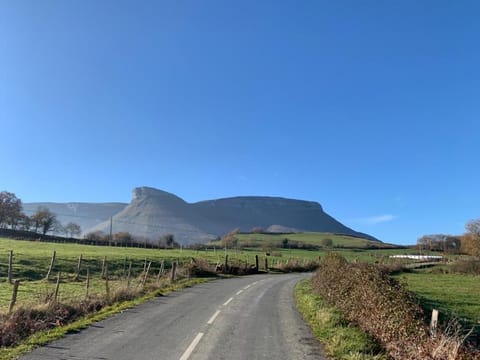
[1,236,475,329]
[393,269,480,325]
[0,238,221,311]
[232,232,399,249]
[0,237,323,310]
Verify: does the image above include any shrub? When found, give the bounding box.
[312,253,477,359]
[273,259,318,272]
[450,259,480,275]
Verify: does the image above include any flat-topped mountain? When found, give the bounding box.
[85,187,378,244]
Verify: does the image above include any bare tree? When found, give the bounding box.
[221,228,239,249]
[462,219,480,257]
[112,232,132,245]
[65,222,82,238]
[250,226,264,234]
[466,219,480,236]
[85,231,106,241]
[18,213,32,231]
[0,191,23,229]
[31,207,57,235]
[321,238,333,248]
[158,233,176,248]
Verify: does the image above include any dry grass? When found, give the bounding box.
[312,253,479,360]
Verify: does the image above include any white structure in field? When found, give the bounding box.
[389,255,443,261]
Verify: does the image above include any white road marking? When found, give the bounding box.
[223,297,234,306]
[236,290,243,295]
[179,332,204,360]
[207,310,221,325]
[243,285,251,290]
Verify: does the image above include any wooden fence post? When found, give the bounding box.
[127,261,132,287]
[430,309,439,336]
[224,255,229,274]
[143,257,147,272]
[158,260,165,279]
[105,263,110,299]
[264,257,269,272]
[123,257,127,277]
[8,280,20,314]
[74,254,83,281]
[142,262,151,286]
[46,250,56,281]
[7,250,13,284]
[171,262,177,283]
[255,255,259,272]
[53,272,61,303]
[101,256,107,279]
[85,267,90,298]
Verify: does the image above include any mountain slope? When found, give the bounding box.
[23,202,127,234]
[87,187,215,243]
[85,187,378,244]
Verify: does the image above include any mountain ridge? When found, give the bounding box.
[25,186,378,244]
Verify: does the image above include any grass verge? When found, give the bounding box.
[0,278,210,360]
[295,279,386,360]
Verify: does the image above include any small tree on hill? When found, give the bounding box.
[31,207,57,235]
[462,219,480,257]
[85,231,106,241]
[221,228,239,249]
[158,233,177,248]
[321,238,333,248]
[113,231,132,245]
[0,191,23,229]
[250,226,264,234]
[65,222,82,238]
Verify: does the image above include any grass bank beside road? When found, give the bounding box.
[295,279,386,360]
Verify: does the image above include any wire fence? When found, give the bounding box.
[0,250,192,313]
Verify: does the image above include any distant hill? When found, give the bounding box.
[26,187,379,245]
[233,232,395,249]
[22,202,127,234]
[86,187,378,244]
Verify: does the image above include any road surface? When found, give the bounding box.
[21,273,325,360]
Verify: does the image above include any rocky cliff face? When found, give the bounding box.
[85,187,377,244]
[88,188,214,243]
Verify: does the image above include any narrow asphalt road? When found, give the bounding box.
[21,273,325,360]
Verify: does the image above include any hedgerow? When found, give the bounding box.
[312,253,479,360]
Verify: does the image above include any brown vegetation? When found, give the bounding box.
[312,253,479,359]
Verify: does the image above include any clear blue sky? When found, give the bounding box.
[1,1,478,245]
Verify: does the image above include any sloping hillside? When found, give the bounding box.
[87,187,215,243]
[23,202,127,233]
[85,187,378,244]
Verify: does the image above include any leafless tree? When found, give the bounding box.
[31,207,57,235]
[462,219,480,257]
[221,228,239,249]
[112,231,132,245]
[0,191,23,229]
[65,222,82,238]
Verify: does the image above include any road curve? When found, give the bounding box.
[21,273,325,360]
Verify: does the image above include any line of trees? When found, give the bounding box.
[1,191,182,249]
[84,230,180,248]
[0,191,81,237]
[417,218,480,256]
